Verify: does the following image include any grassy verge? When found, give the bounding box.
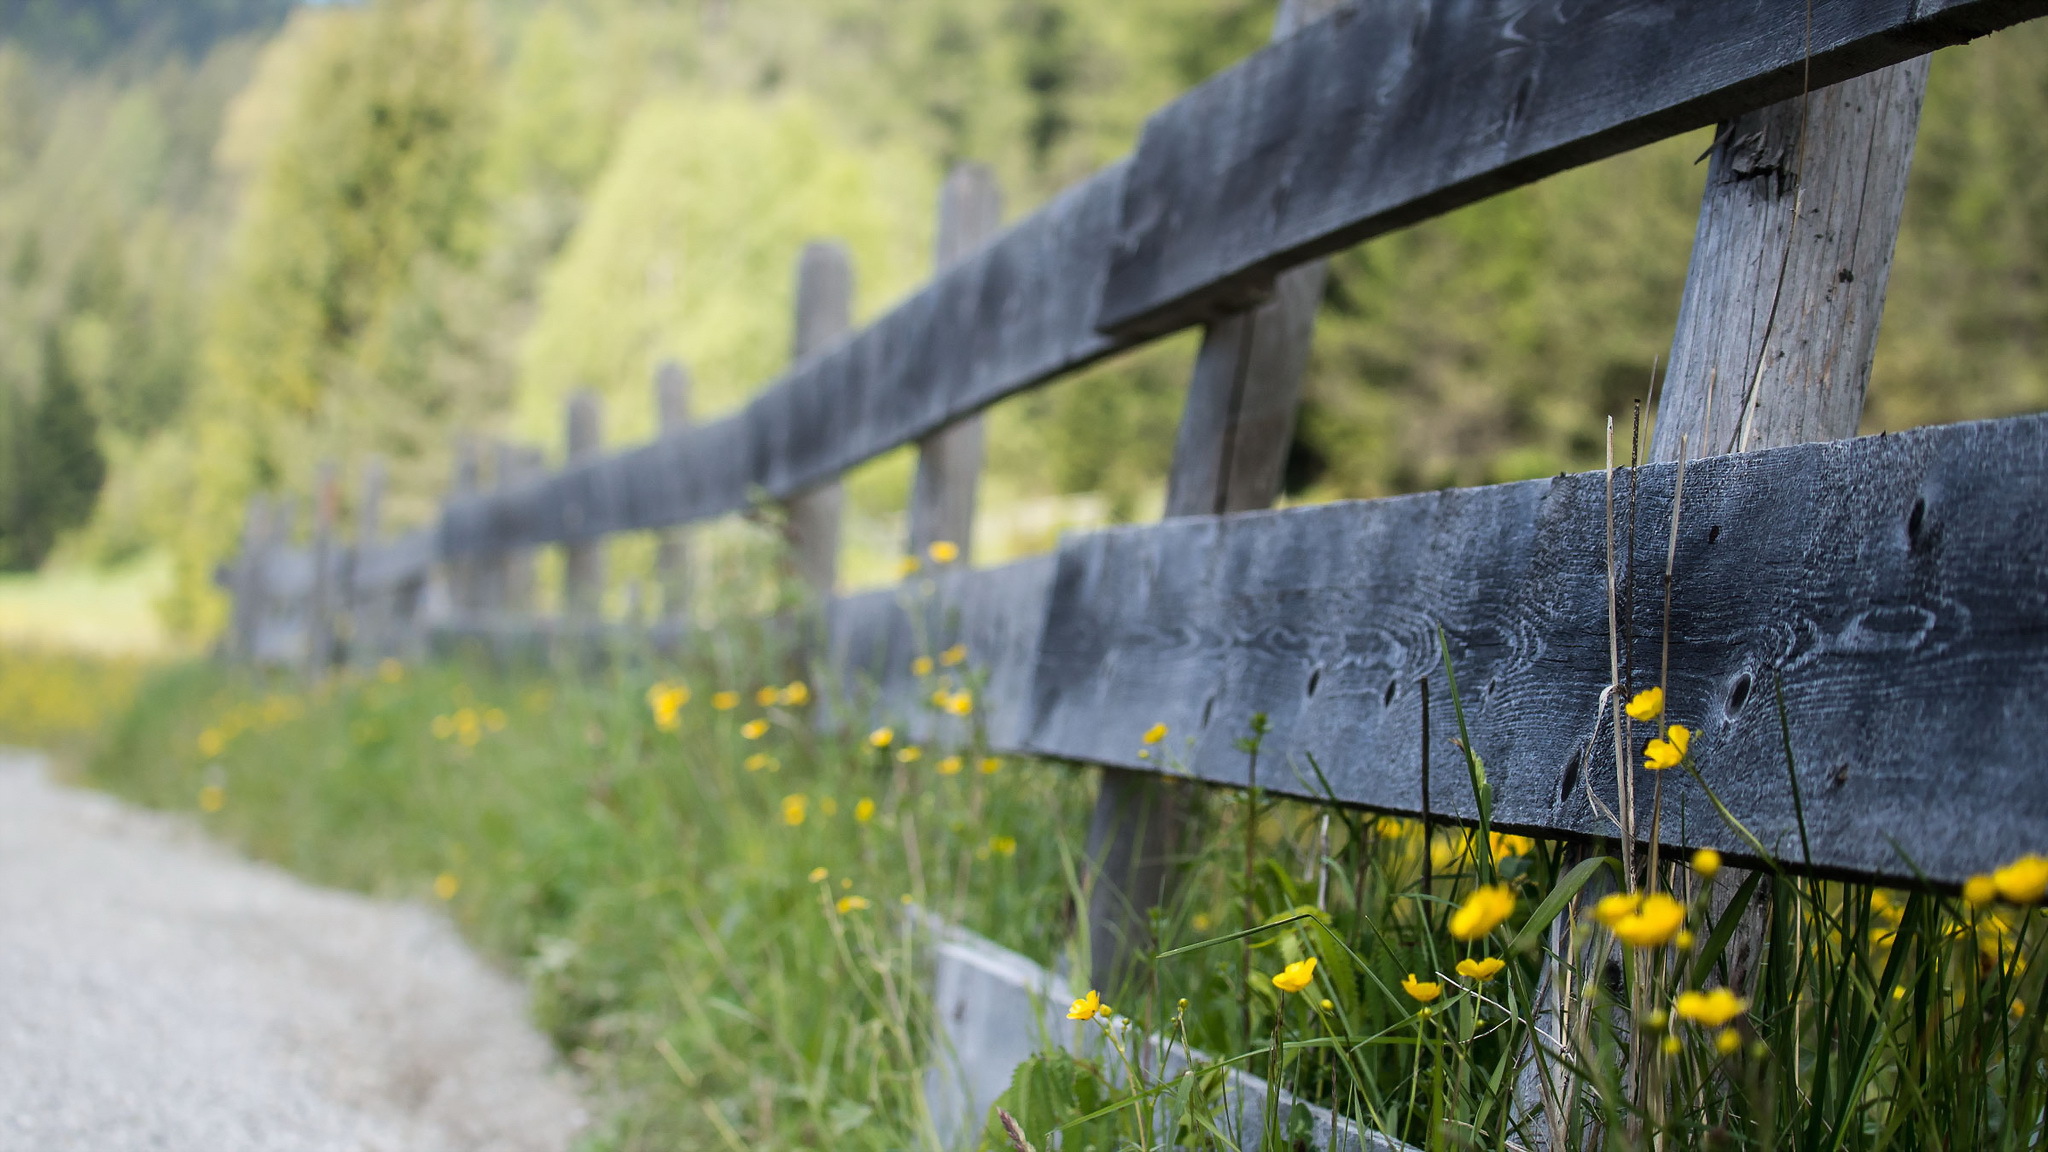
[86,642,2048,1150]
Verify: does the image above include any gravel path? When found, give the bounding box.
[0,753,588,1152]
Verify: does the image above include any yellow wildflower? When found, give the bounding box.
[198,784,226,813]
[755,686,780,707]
[978,757,1001,774]
[990,835,1017,857]
[1716,1028,1743,1056]
[1593,892,1639,928]
[377,658,405,683]
[808,867,828,883]
[1401,973,1442,1003]
[1068,990,1105,1021]
[927,540,961,565]
[2013,1000,2027,1020]
[912,655,935,677]
[1456,956,1506,981]
[1449,884,1516,940]
[1272,957,1318,993]
[431,715,455,740]
[1625,686,1665,721]
[939,644,967,666]
[897,555,921,579]
[837,895,871,913]
[780,681,811,707]
[740,719,769,740]
[1610,893,1687,948]
[854,797,876,823]
[1192,913,1212,932]
[1376,816,1410,839]
[781,795,807,826]
[820,797,839,816]
[1662,1034,1682,1056]
[1143,722,1168,745]
[197,728,226,758]
[1643,725,1691,770]
[433,873,460,901]
[937,756,964,775]
[711,690,739,711]
[868,726,894,749]
[945,691,973,716]
[1993,854,2048,904]
[1692,847,1722,879]
[1964,874,1999,908]
[897,746,923,763]
[1675,987,1749,1027]
[483,708,508,732]
[1489,832,1536,858]
[1319,999,1334,1011]
[1676,930,1697,951]
[744,753,778,772]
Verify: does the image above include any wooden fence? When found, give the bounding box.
[223,0,2048,1140]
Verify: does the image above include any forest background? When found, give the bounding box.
[0,0,2042,646]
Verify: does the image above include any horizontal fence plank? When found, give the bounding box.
[1016,413,2048,888]
[1096,0,2048,338]
[351,528,435,593]
[438,166,1129,555]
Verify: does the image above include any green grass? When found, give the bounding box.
[85,640,2048,1151]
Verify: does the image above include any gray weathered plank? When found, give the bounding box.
[1095,0,2048,339]
[784,242,855,598]
[1022,413,2048,888]
[353,528,436,593]
[654,360,694,622]
[907,164,1005,567]
[1655,61,1929,460]
[562,391,605,620]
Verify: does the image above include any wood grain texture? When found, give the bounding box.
[1095,0,2048,339]
[654,360,693,622]
[435,165,1129,555]
[784,242,855,598]
[1023,413,2048,888]
[907,164,1004,566]
[1655,61,1928,461]
[562,391,605,620]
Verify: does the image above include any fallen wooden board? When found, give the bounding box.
[1095,0,2048,337]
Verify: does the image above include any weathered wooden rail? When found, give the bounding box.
[223,0,2048,1141]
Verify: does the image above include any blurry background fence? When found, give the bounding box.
[220,0,2048,1138]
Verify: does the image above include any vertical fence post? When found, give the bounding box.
[1081,0,1337,997]
[654,360,694,626]
[229,495,271,663]
[563,390,605,624]
[305,460,339,677]
[495,442,542,618]
[782,242,854,599]
[350,457,386,666]
[907,164,1003,568]
[447,438,482,626]
[1518,59,1929,1147]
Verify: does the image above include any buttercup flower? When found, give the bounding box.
[897,746,923,763]
[754,686,779,707]
[711,690,739,711]
[1643,725,1691,770]
[897,555,920,578]
[1272,957,1318,993]
[198,784,226,813]
[1964,874,1999,908]
[868,726,894,749]
[1143,722,1168,745]
[1401,973,1442,1003]
[1068,990,1105,1020]
[1675,987,1749,1027]
[836,895,871,913]
[927,540,961,565]
[781,794,807,826]
[378,658,405,684]
[740,719,769,740]
[937,756,964,775]
[197,728,226,758]
[979,757,1001,774]
[808,867,828,883]
[990,835,1017,857]
[744,753,778,772]
[912,656,935,677]
[433,873,459,901]
[1993,854,2048,904]
[1716,1028,1743,1056]
[939,644,967,666]
[780,681,811,706]
[1692,847,1722,879]
[1449,884,1516,940]
[1489,833,1536,858]
[1604,892,1687,948]
[944,691,973,716]
[1456,956,1506,981]
[1625,686,1665,722]
[854,797,876,823]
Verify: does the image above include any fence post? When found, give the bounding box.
[562,390,606,627]
[1518,59,1929,1147]
[654,359,694,625]
[907,164,1003,567]
[228,495,271,663]
[350,457,386,666]
[305,460,340,677]
[493,441,542,620]
[782,242,853,599]
[1081,0,1337,998]
[448,438,483,626]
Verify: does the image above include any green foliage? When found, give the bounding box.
[0,328,108,570]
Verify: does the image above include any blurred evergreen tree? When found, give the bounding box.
[1,329,107,569]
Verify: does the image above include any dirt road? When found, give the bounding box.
[0,753,587,1151]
